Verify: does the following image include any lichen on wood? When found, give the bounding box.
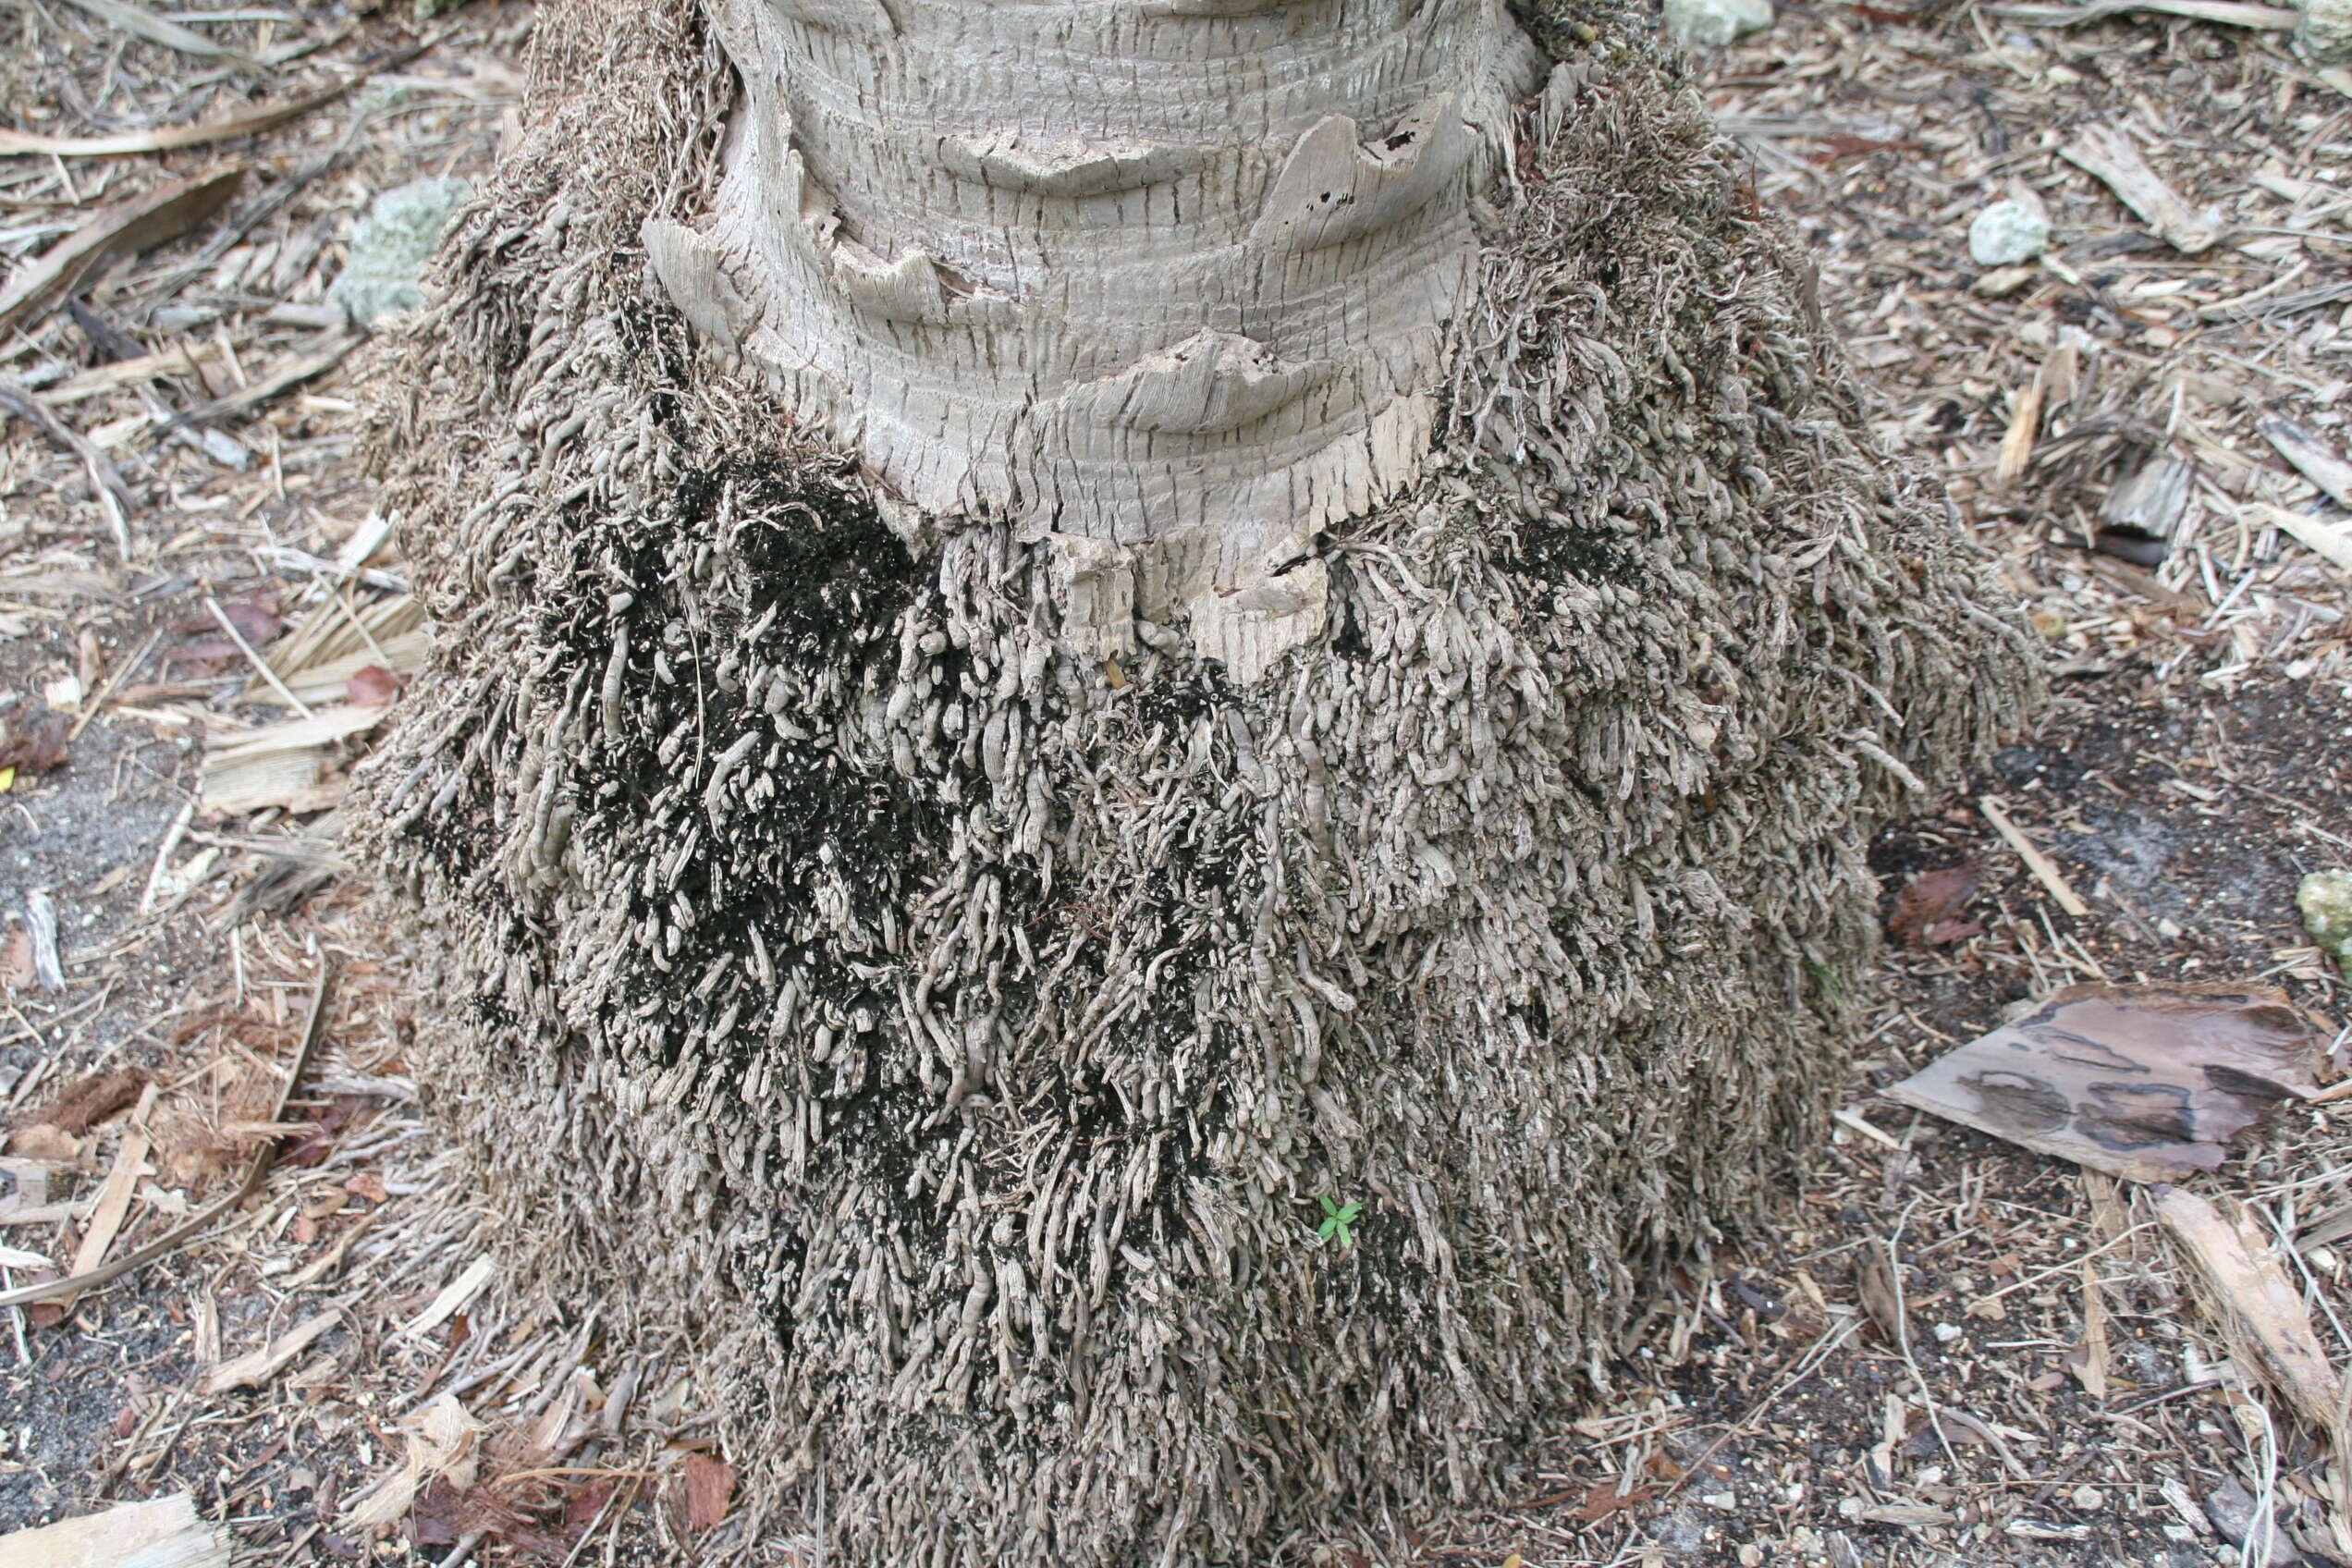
[352,1,2040,1561]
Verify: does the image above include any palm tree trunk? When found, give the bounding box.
[356,2,2038,1562]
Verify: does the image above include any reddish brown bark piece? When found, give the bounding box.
[679,1453,736,1532]
[1885,982,2320,1181]
[21,1068,147,1136]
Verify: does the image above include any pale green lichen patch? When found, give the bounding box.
[2300,870,2352,974]
[329,178,471,325]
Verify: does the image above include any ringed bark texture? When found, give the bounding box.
[357,1,2038,1562]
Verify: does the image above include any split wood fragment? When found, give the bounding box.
[2060,125,2223,254]
[204,1306,340,1393]
[53,0,266,71]
[2153,1186,2346,1437]
[0,1492,227,1568]
[0,46,430,159]
[0,169,246,338]
[2249,502,2352,574]
[398,1256,496,1341]
[2260,417,2352,508]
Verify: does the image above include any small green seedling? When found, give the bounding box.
[1316,1195,1362,1248]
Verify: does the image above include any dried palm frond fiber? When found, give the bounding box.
[351,0,2041,1561]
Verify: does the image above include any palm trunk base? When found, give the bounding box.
[355,4,2037,1561]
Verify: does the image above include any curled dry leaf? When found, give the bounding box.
[0,704,70,776]
[1883,982,2321,1181]
[1887,864,1982,948]
[1573,1478,1656,1524]
[182,597,281,649]
[1856,1252,1909,1344]
[347,664,401,707]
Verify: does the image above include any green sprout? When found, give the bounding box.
[1316,1195,1363,1248]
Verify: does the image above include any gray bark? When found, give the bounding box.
[647,0,1543,680]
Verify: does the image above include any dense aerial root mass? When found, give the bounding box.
[356,2,2038,1561]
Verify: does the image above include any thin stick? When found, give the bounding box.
[69,626,164,742]
[206,594,313,717]
[1978,795,2090,916]
[0,960,334,1309]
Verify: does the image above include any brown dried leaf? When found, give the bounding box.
[0,711,69,776]
[680,1452,737,1532]
[347,665,401,707]
[1884,982,2320,1181]
[1888,864,1981,949]
[1573,1479,1655,1524]
[1856,1253,1908,1344]
[181,597,281,649]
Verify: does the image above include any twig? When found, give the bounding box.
[69,626,164,742]
[207,594,313,717]
[1978,795,2090,916]
[139,801,194,916]
[0,960,334,1310]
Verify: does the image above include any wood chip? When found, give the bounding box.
[2259,416,2352,508]
[43,343,221,408]
[0,1493,228,1568]
[61,1084,158,1309]
[399,1256,495,1341]
[2071,1257,2110,1398]
[204,1308,340,1394]
[2155,1185,2347,1436]
[0,169,246,339]
[1997,377,2046,486]
[2060,125,2223,255]
[1977,795,2090,916]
